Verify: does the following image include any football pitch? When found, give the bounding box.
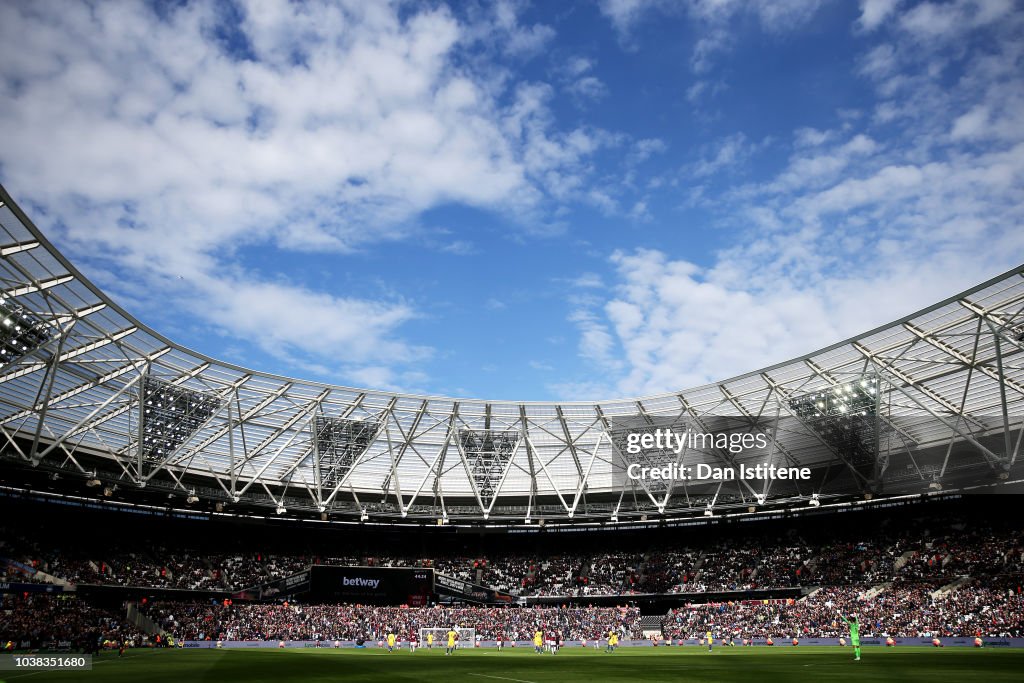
[5,647,1024,683]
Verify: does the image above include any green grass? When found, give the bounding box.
[5,646,1024,683]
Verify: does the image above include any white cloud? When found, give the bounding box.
[440,240,478,255]
[557,55,609,104]
[598,0,663,38]
[0,0,612,389]
[766,134,879,193]
[567,76,609,102]
[566,2,1024,396]
[899,0,1013,40]
[568,306,623,370]
[691,133,767,178]
[605,0,827,71]
[485,298,508,310]
[630,138,669,164]
[571,273,605,289]
[857,0,903,31]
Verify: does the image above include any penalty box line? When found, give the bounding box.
[468,673,540,683]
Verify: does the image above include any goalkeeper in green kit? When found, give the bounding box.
[839,613,861,661]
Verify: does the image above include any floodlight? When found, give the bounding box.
[459,429,518,508]
[809,494,820,507]
[360,509,369,522]
[0,299,56,365]
[139,377,220,463]
[314,416,380,492]
[276,504,286,515]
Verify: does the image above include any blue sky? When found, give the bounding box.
[0,0,1021,401]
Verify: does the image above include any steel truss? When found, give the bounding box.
[0,184,1022,523]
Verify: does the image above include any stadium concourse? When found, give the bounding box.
[0,185,1023,676]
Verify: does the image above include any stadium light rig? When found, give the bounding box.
[809,494,821,507]
[139,377,221,463]
[0,296,57,365]
[186,490,199,504]
[275,504,286,515]
[359,508,368,522]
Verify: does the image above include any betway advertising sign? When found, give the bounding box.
[310,565,434,605]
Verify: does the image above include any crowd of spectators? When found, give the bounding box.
[661,577,1024,640]
[3,521,1022,597]
[143,602,641,642]
[0,595,143,648]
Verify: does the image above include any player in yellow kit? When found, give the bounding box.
[606,629,618,653]
[533,629,544,654]
[426,632,433,649]
[446,628,458,656]
[706,631,713,653]
[386,632,396,653]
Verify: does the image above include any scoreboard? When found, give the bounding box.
[309,566,434,605]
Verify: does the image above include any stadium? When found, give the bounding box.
[2,2,1024,682]
[0,180,1023,683]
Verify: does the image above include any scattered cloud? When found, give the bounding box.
[0,0,614,390]
[566,1,1024,397]
[485,298,508,310]
[690,133,770,179]
[571,273,605,289]
[857,0,903,31]
[440,240,478,255]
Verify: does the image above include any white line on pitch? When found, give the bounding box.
[468,674,539,683]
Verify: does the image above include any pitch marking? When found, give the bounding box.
[468,673,540,683]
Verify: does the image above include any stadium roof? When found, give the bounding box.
[1,184,1022,524]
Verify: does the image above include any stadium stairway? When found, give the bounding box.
[126,602,163,636]
[861,582,891,600]
[33,567,70,588]
[894,550,917,571]
[932,576,972,599]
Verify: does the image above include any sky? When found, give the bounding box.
[0,0,1021,402]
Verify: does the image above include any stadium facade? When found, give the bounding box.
[0,184,1022,525]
